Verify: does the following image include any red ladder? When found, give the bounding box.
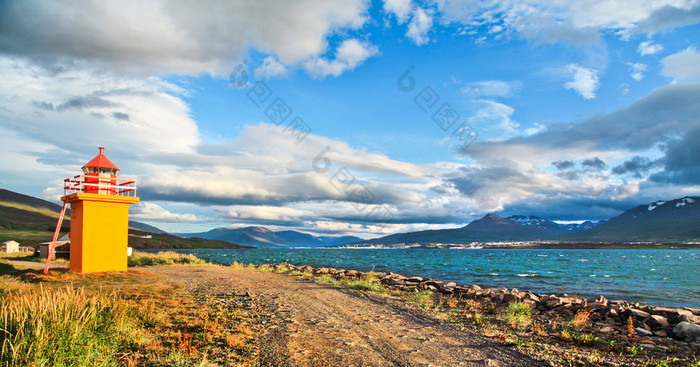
[43,201,67,275]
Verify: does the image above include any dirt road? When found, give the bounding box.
[150,266,549,367]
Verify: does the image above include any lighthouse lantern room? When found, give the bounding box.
[49,147,139,274]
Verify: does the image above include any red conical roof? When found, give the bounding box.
[83,147,119,171]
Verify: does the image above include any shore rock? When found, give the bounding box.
[673,321,700,341]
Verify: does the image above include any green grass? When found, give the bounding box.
[127,251,206,267]
[0,283,141,367]
[0,229,59,245]
[407,291,435,309]
[289,270,313,278]
[501,302,533,329]
[314,274,337,284]
[338,275,382,291]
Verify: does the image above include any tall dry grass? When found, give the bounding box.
[127,251,206,267]
[0,283,140,367]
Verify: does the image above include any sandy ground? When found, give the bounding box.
[149,265,549,367]
[4,259,68,269]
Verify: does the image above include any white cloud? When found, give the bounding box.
[662,46,700,82]
[254,56,288,79]
[406,8,433,45]
[434,0,700,43]
[564,64,600,99]
[0,0,369,76]
[462,80,520,98]
[467,100,520,138]
[223,205,312,221]
[131,202,201,222]
[0,58,199,157]
[627,62,648,81]
[305,39,378,78]
[638,40,664,56]
[383,0,413,23]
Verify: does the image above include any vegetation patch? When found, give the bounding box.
[500,302,533,329]
[127,251,206,267]
[0,262,257,366]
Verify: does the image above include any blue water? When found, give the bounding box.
[149,248,700,308]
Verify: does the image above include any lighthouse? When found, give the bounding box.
[61,147,139,273]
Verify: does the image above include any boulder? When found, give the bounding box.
[587,301,608,311]
[649,315,670,329]
[503,293,521,303]
[628,308,651,320]
[673,321,700,341]
[587,295,608,307]
[635,327,653,337]
[654,330,668,337]
[406,276,423,283]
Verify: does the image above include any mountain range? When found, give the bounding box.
[3,188,699,247]
[351,196,700,245]
[568,197,700,242]
[176,226,363,248]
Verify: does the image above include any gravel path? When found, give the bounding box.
[149,265,549,367]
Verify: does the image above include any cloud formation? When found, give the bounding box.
[638,41,664,56]
[436,0,700,42]
[305,39,378,78]
[662,46,700,82]
[406,8,433,45]
[564,64,600,99]
[0,0,369,76]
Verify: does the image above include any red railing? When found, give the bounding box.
[64,175,137,196]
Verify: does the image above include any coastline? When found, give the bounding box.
[240,261,700,365]
[148,247,700,309]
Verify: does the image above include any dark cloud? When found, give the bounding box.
[460,83,700,196]
[32,100,54,111]
[56,95,118,111]
[650,126,700,184]
[462,83,700,157]
[0,0,369,75]
[449,167,526,197]
[496,196,646,222]
[637,3,700,32]
[557,171,580,180]
[581,157,606,170]
[612,156,658,178]
[112,112,130,121]
[552,160,575,170]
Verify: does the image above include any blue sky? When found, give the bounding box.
[1,0,699,238]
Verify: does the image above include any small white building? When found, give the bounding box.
[1,240,19,253]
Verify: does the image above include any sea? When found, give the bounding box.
[147,248,700,308]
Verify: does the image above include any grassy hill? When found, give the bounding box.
[0,189,250,249]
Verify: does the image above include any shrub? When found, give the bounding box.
[128,251,205,267]
[471,311,489,328]
[570,309,593,329]
[408,291,435,309]
[501,302,533,330]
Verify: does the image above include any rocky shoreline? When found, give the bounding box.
[246,262,700,365]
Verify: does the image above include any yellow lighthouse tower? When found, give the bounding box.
[61,147,139,273]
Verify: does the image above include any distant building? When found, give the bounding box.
[1,240,19,253]
[39,235,70,260]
